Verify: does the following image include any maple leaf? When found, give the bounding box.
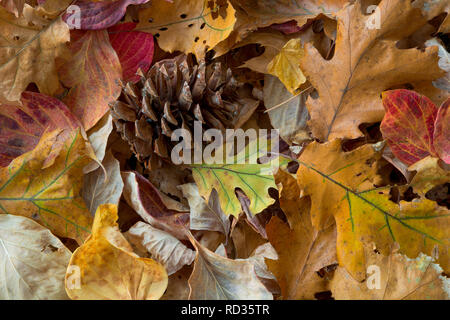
[0,129,94,244]
[0,92,81,167]
[0,214,72,299]
[66,204,168,300]
[0,5,70,102]
[298,0,445,141]
[266,170,337,300]
[297,140,450,281]
[380,89,449,165]
[137,0,236,58]
[58,30,122,130]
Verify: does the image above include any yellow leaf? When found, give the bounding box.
[0,5,70,101]
[137,0,236,58]
[0,129,94,244]
[297,140,450,281]
[267,39,306,94]
[65,204,168,300]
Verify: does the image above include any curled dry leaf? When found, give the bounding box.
[83,113,113,173]
[82,151,124,215]
[263,75,310,145]
[0,129,94,244]
[0,5,70,101]
[0,91,81,167]
[122,171,190,240]
[58,30,122,130]
[0,214,72,300]
[297,140,450,281]
[126,221,196,275]
[187,231,273,300]
[266,170,337,300]
[298,0,445,141]
[66,204,168,300]
[137,0,236,58]
[179,183,230,238]
[331,244,450,300]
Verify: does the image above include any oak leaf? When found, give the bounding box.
[0,129,94,244]
[266,170,337,300]
[297,140,450,281]
[298,0,445,141]
[65,204,168,300]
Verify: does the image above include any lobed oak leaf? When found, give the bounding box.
[266,170,337,300]
[0,91,81,167]
[0,129,95,244]
[297,140,450,281]
[65,204,168,300]
[58,30,122,130]
[298,0,445,141]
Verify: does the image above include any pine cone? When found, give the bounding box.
[110,54,260,165]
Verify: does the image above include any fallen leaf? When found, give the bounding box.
[126,221,196,275]
[263,75,310,144]
[267,38,306,94]
[83,112,113,173]
[137,0,236,58]
[82,150,124,215]
[187,231,273,300]
[0,214,71,299]
[122,171,190,240]
[266,170,337,299]
[108,22,154,83]
[0,129,94,244]
[0,91,81,167]
[298,0,445,141]
[179,183,230,238]
[330,244,450,300]
[433,98,449,164]
[0,5,70,101]
[297,140,450,281]
[58,30,122,130]
[66,204,168,300]
[63,0,150,30]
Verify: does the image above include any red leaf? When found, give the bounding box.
[380,89,438,166]
[108,22,154,83]
[122,171,190,240]
[58,30,122,130]
[63,0,150,30]
[434,97,450,164]
[0,92,80,167]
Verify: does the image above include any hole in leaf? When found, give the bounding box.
[148,18,153,23]
[159,27,168,31]
[180,13,187,19]
[200,22,206,29]
[188,23,194,28]
[194,37,200,42]
[425,183,449,209]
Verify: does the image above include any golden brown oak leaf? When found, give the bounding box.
[297,140,450,281]
[330,244,450,300]
[137,0,236,58]
[58,30,122,130]
[0,129,94,244]
[298,0,445,141]
[266,170,337,300]
[65,204,168,300]
[0,5,70,102]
